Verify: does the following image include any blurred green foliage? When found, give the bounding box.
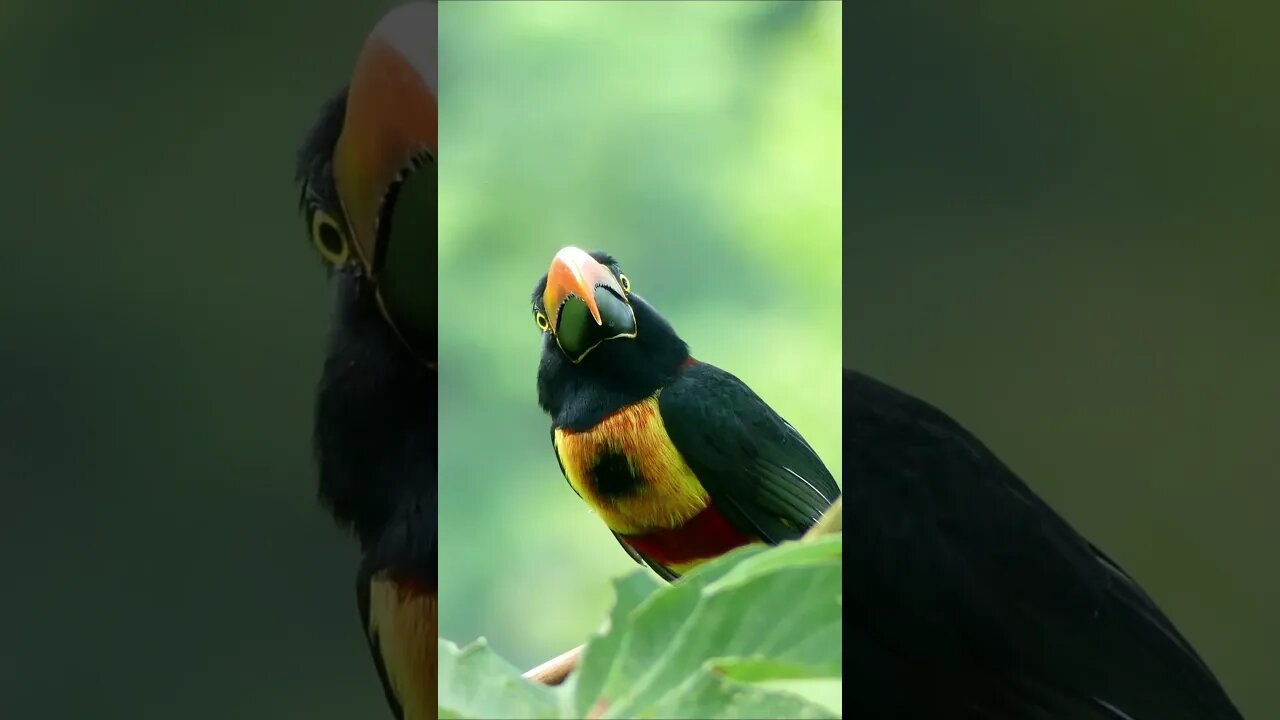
[439,534,844,719]
[437,1,843,671]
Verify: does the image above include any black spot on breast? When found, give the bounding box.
[591,450,641,498]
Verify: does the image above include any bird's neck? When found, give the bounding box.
[315,270,435,553]
[539,300,692,431]
[365,485,437,586]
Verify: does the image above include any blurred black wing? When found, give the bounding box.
[844,369,1241,719]
[658,362,841,542]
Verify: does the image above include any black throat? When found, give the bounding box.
[314,267,436,571]
[536,295,690,431]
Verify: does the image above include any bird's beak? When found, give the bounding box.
[333,1,436,359]
[543,247,637,363]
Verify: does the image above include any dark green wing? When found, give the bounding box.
[844,368,1241,719]
[657,362,840,543]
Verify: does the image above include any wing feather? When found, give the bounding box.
[657,363,840,542]
[844,369,1241,718]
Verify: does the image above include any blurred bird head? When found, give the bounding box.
[297,2,437,545]
[531,247,689,412]
[296,1,436,367]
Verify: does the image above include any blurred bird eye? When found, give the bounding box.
[617,273,631,292]
[310,210,350,265]
[534,311,550,332]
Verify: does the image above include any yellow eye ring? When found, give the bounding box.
[311,210,350,265]
[534,311,550,332]
[618,273,631,292]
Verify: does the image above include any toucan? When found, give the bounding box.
[842,368,1243,718]
[294,3,436,719]
[531,247,841,580]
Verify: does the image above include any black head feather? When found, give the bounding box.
[532,251,690,430]
[296,88,435,566]
[296,87,348,217]
[313,268,433,557]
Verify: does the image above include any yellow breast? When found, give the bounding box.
[553,395,709,535]
[367,576,437,720]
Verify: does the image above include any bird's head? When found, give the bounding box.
[298,2,437,547]
[531,247,690,422]
[297,1,436,367]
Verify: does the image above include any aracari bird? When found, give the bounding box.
[295,3,436,718]
[531,247,841,581]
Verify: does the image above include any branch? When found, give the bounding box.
[522,644,583,686]
[522,496,844,685]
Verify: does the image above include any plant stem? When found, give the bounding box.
[523,644,582,686]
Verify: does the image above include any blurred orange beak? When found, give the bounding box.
[333,1,437,274]
[542,247,636,362]
[544,247,626,332]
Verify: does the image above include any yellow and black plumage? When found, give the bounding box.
[295,3,436,719]
[532,247,841,580]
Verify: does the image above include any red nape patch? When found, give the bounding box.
[620,503,754,566]
[391,576,438,601]
[681,356,699,369]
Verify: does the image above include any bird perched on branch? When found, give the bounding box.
[842,368,1243,719]
[295,3,436,718]
[531,247,840,580]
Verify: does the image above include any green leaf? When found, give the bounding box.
[597,543,842,717]
[437,638,561,719]
[441,533,843,719]
[708,534,843,591]
[752,678,843,717]
[641,668,838,719]
[567,569,663,714]
[707,657,831,682]
[708,659,843,717]
[571,542,772,718]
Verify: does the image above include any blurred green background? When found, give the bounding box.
[0,1,402,718]
[436,0,843,672]
[851,3,1279,718]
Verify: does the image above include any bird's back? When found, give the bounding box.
[843,369,1242,719]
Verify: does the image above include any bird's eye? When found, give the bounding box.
[310,210,350,265]
[617,273,631,293]
[534,311,550,332]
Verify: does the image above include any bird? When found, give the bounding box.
[294,3,436,719]
[530,246,841,581]
[842,367,1244,719]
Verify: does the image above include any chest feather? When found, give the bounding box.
[554,395,709,535]
[368,577,438,720]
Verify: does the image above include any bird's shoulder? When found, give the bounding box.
[657,361,840,540]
